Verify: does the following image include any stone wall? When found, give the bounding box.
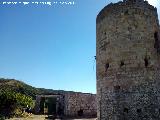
[64,92,97,117]
[96,0,160,119]
[35,95,64,114]
[35,92,97,118]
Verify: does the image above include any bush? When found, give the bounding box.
[0,90,33,118]
[0,115,5,120]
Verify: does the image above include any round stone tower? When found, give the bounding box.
[96,0,160,119]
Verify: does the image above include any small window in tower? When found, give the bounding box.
[114,85,121,91]
[77,109,83,116]
[120,61,125,67]
[124,10,128,15]
[105,63,109,72]
[124,108,129,113]
[137,109,142,113]
[154,32,159,49]
[144,57,149,67]
[104,32,106,35]
[154,32,158,40]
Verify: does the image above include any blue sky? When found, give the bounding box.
[0,0,159,93]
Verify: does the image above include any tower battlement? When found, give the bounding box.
[97,0,158,24]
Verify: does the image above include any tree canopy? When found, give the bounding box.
[0,90,33,118]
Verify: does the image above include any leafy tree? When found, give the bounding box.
[0,90,33,118]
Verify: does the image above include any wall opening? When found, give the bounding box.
[123,108,129,113]
[154,31,160,53]
[137,109,142,113]
[154,32,158,40]
[144,57,149,67]
[77,109,83,116]
[120,61,125,67]
[105,63,109,72]
[114,85,121,91]
[124,10,128,15]
[154,32,158,48]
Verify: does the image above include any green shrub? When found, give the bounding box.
[0,114,5,120]
[0,90,33,118]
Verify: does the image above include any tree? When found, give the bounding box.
[0,90,33,118]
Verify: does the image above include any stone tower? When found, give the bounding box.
[96,0,160,119]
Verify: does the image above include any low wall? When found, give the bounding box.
[64,92,97,118]
[35,91,97,118]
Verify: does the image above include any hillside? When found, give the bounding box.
[0,78,64,100]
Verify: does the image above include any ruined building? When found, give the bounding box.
[35,91,97,118]
[96,0,160,119]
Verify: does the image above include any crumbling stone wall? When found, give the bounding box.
[64,92,97,118]
[35,95,64,114]
[35,92,97,118]
[96,0,160,119]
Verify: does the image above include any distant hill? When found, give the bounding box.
[0,78,65,100]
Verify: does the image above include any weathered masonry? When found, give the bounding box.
[64,92,97,117]
[96,0,160,120]
[35,91,97,118]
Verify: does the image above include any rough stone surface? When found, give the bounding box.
[64,92,97,117]
[35,95,64,114]
[96,0,160,120]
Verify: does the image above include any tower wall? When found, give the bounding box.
[96,0,160,119]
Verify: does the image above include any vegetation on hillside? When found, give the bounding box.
[0,78,61,100]
[0,78,40,99]
[0,78,66,119]
[0,78,56,118]
[0,90,33,118]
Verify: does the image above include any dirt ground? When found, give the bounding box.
[6,115,97,120]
